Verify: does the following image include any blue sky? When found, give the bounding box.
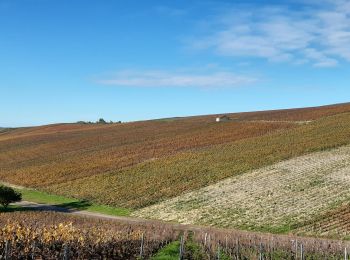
[1,0,349,127]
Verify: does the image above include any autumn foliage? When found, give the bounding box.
[0,211,349,259]
[1,103,350,209]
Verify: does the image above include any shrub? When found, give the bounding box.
[0,185,21,208]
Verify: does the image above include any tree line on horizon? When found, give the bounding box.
[76,118,122,125]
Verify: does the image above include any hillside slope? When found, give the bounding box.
[1,103,350,211]
[48,111,350,208]
[132,144,350,238]
[0,120,294,187]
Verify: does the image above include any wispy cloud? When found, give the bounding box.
[192,0,350,67]
[96,70,257,89]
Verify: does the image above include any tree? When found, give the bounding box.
[0,185,22,208]
[97,118,107,124]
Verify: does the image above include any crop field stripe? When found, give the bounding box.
[46,112,350,209]
[132,144,350,237]
[296,203,350,239]
[0,119,295,188]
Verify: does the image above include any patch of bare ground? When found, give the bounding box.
[133,145,350,234]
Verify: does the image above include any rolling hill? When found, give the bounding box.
[0,127,11,133]
[133,144,350,238]
[1,102,350,237]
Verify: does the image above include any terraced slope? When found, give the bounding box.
[132,145,350,236]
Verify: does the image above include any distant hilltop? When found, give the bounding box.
[76,118,122,124]
[0,127,11,133]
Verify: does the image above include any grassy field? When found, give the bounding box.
[16,187,131,216]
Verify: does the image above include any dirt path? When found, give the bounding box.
[11,201,215,234]
[1,181,167,225]
[0,181,26,190]
[13,200,158,224]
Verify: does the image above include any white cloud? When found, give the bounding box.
[96,70,257,88]
[303,48,339,67]
[192,0,350,67]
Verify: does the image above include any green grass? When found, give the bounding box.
[19,188,77,205]
[151,241,180,260]
[184,240,207,260]
[151,239,207,260]
[17,188,131,216]
[246,223,295,234]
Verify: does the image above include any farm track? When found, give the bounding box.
[12,200,152,223]
[133,145,350,236]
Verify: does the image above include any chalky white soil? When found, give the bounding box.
[133,145,350,231]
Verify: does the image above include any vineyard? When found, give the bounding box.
[0,117,295,188]
[296,203,350,240]
[48,110,350,209]
[0,211,176,259]
[0,211,350,259]
[133,144,350,237]
[225,102,350,122]
[1,103,350,238]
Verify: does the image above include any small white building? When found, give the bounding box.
[216,115,230,122]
